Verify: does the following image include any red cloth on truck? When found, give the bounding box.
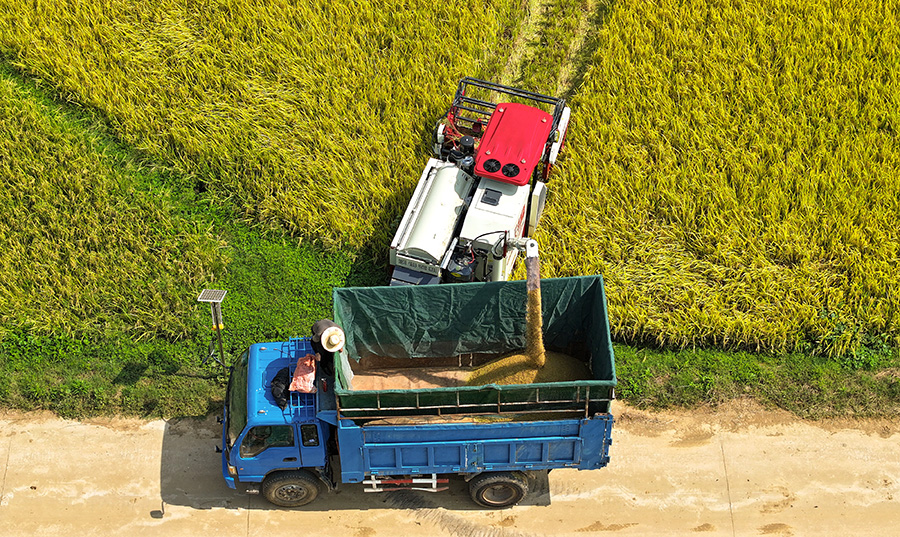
[289,353,318,393]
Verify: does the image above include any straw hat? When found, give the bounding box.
[320,326,345,353]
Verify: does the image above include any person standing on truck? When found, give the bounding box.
[311,319,345,376]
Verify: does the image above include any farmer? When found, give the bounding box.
[310,319,345,376]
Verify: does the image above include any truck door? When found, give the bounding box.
[234,425,300,481]
[296,422,327,468]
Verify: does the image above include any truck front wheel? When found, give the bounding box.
[262,470,321,507]
[468,472,529,508]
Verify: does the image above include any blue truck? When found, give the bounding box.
[220,275,616,508]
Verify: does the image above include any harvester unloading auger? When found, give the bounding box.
[467,239,589,386]
[523,239,546,369]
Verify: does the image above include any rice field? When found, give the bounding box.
[1,0,899,360]
[0,67,224,340]
[535,0,900,356]
[0,0,518,250]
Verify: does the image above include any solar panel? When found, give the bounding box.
[197,289,227,303]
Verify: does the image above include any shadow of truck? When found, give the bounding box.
[157,414,550,514]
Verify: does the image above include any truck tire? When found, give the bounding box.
[262,470,321,507]
[468,472,529,508]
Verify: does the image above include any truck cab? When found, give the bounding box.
[222,339,334,504]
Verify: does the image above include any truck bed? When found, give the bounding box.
[331,276,616,422]
[335,413,614,483]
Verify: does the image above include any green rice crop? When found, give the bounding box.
[0,0,518,250]
[536,0,900,357]
[0,67,224,340]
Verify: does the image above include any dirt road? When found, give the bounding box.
[0,400,897,537]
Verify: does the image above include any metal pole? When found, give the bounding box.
[197,290,228,379]
[212,302,227,378]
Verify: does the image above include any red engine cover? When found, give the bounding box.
[474,102,553,186]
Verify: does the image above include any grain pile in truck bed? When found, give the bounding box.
[346,354,487,390]
[346,351,591,390]
[347,366,471,390]
[467,350,590,386]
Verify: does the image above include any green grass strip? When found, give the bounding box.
[615,344,900,419]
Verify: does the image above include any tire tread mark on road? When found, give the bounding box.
[720,439,736,537]
[0,438,11,506]
[246,491,252,537]
[386,490,537,537]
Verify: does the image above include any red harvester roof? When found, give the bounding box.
[474,102,553,186]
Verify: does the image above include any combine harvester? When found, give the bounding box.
[389,78,571,285]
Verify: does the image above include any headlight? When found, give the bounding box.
[227,464,238,477]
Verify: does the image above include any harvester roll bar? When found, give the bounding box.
[454,77,561,108]
[449,77,567,145]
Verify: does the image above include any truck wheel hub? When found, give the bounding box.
[275,484,309,502]
[482,484,517,505]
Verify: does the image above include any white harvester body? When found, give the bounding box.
[458,177,531,281]
[389,159,474,281]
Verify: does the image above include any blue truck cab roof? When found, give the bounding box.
[247,340,296,425]
[239,338,336,429]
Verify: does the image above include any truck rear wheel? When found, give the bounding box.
[468,472,529,508]
[262,470,321,507]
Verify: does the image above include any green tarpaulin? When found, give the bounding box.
[330,275,616,419]
[334,275,614,380]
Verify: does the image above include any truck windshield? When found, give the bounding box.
[226,349,249,449]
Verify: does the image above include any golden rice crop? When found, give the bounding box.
[0,69,224,340]
[0,0,518,251]
[3,0,899,359]
[533,0,900,356]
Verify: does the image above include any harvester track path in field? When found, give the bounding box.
[554,0,599,97]
[499,0,600,96]
[498,0,551,87]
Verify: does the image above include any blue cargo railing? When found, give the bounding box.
[336,384,614,421]
[282,338,317,422]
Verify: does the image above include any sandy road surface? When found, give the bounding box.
[0,401,897,537]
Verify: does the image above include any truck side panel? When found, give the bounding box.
[336,416,613,483]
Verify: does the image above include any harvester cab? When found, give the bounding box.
[389,78,570,286]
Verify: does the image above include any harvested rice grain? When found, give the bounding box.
[466,251,589,386]
[525,288,546,368]
[467,351,590,386]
